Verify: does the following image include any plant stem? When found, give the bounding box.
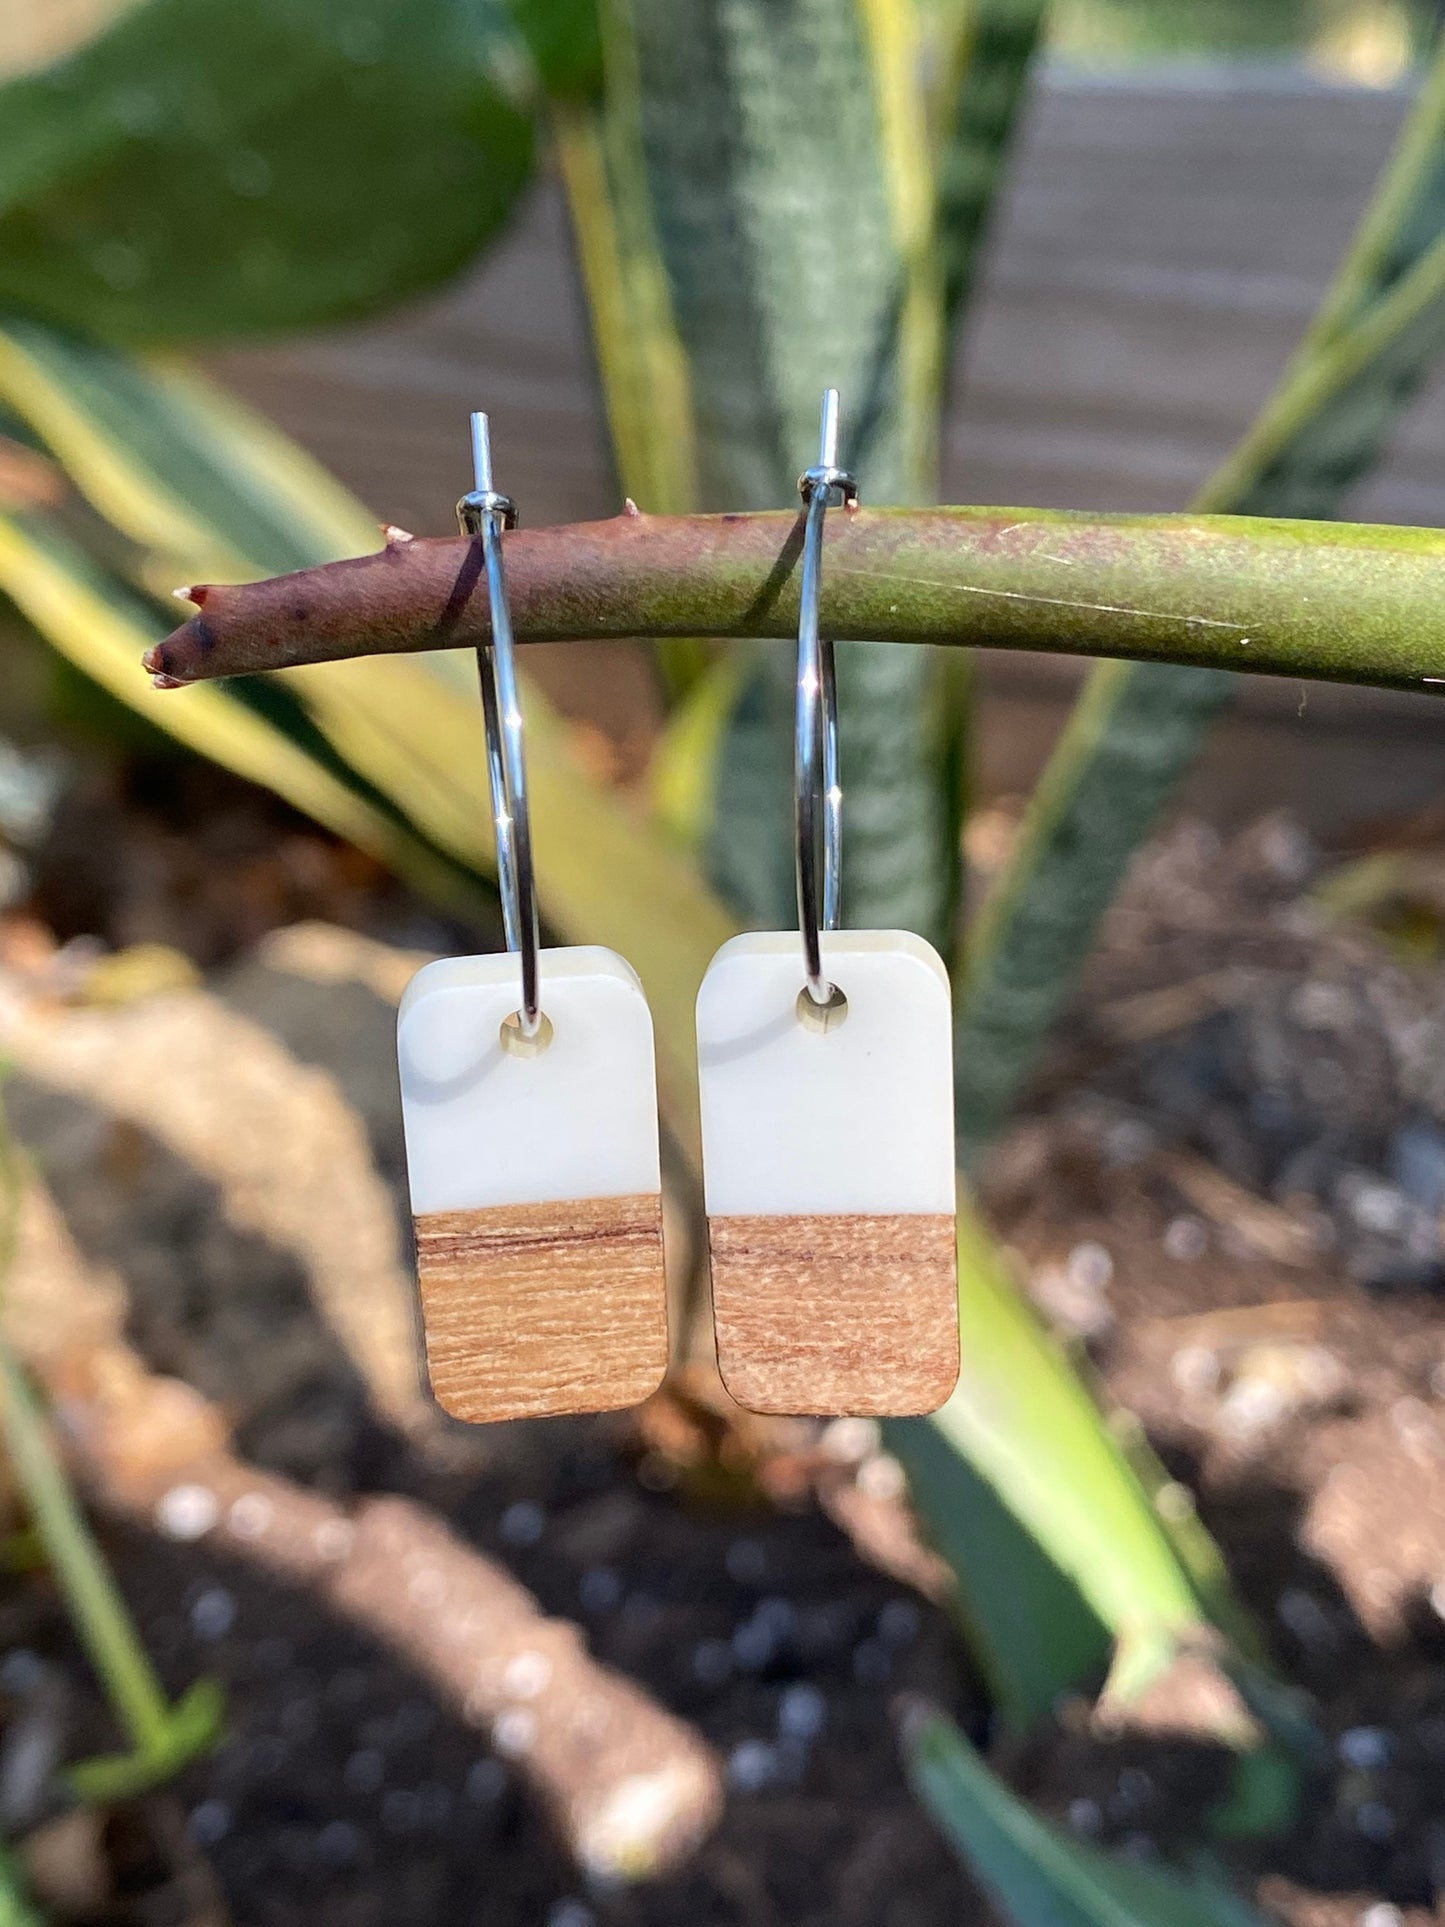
[147,506,1445,697]
[0,1086,211,1783]
[0,1346,175,1752]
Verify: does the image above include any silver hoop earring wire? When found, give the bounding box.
[457,411,542,1036]
[795,387,858,1006]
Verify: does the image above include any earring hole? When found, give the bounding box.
[796,984,848,1034]
[500,1010,553,1057]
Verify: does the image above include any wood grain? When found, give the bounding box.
[708,1213,958,1417]
[414,1193,668,1422]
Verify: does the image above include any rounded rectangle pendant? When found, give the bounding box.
[398,945,669,1422]
[697,930,959,1417]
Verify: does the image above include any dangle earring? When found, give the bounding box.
[396,414,670,1422]
[696,391,960,1418]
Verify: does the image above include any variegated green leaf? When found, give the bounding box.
[886,1202,1264,1730]
[928,0,1050,334]
[582,0,956,940]
[906,1709,1270,1927]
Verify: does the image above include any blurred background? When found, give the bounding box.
[3,4,1445,1927]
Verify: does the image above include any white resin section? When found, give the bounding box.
[398,946,662,1215]
[696,931,956,1217]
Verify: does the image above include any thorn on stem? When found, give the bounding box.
[383,523,415,546]
[143,647,184,689]
[623,498,641,518]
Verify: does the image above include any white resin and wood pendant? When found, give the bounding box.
[398,947,669,1422]
[696,931,959,1417]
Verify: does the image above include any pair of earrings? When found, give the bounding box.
[397,398,959,1424]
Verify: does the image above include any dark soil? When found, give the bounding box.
[982,812,1445,1927]
[18,1473,974,1927]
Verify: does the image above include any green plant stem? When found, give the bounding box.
[0,1087,220,1794]
[147,505,1445,695]
[0,1093,167,1748]
[0,1346,175,1755]
[905,1707,1271,1927]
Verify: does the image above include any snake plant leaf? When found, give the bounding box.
[0,506,476,912]
[0,0,535,342]
[928,0,1050,336]
[954,38,1445,1159]
[551,91,697,523]
[905,1708,1270,1927]
[584,0,1048,931]
[649,653,744,849]
[885,1202,1263,1731]
[953,658,1235,1162]
[586,0,957,943]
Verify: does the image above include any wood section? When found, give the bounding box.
[414,1193,668,1423]
[708,1212,958,1418]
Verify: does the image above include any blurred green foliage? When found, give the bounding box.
[0,0,534,339]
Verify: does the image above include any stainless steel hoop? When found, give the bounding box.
[795,388,858,1006]
[457,411,541,1036]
